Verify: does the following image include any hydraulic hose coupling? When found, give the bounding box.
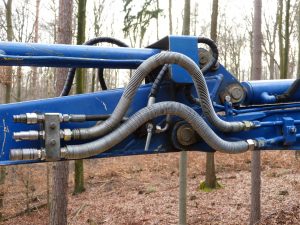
[243,121,255,130]
[246,139,256,151]
[13,129,73,141]
[13,113,73,124]
[10,148,44,161]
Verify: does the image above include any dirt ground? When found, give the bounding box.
[1,151,300,225]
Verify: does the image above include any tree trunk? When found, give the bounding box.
[179,1,190,224]
[296,1,300,159]
[73,0,87,195]
[182,0,190,36]
[210,0,218,41]
[16,66,22,102]
[50,0,73,224]
[4,0,13,104]
[283,0,290,78]
[49,162,69,225]
[204,0,219,189]
[270,13,278,80]
[297,1,300,77]
[278,0,285,79]
[205,153,217,187]
[156,0,159,40]
[250,0,262,224]
[0,0,13,220]
[179,151,187,225]
[31,0,41,98]
[269,46,275,79]
[168,0,173,34]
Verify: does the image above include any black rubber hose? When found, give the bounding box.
[60,37,129,96]
[185,37,219,105]
[149,64,169,98]
[85,114,128,122]
[97,68,107,90]
[184,85,200,105]
[197,37,219,74]
[276,78,300,103]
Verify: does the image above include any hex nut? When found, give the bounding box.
[63,129,72,141]
[247,139,255,150]
[243,121,253,130]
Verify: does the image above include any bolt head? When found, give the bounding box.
[50,139,56,145]
[50,122,56,129]
[289,127,297,134]
[181,127,193,142]
[177,124,197,146]
[230,87,243,100]
[225,95,231,102]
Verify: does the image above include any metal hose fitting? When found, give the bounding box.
[62,102,251,159]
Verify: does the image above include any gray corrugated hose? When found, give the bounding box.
[62,102,251,159]
[73,52,247,140]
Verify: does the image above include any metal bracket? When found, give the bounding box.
[44,113,61,161]
[282,117,297,145]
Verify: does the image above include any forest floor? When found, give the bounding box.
[1,151,300,225]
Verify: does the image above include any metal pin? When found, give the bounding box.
[145,123,153,151]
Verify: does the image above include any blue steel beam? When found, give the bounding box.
[0,84,173,165]
[1,80,300,166]
[0,42,160,68]
[242,80,299,105]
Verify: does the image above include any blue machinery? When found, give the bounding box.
[0,35,299,166]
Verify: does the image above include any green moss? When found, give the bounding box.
[198,181,222,192]
[145,186,156,194]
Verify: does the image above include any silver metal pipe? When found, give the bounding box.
[62,102,252,159]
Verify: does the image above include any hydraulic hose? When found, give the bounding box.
[97,68,107,90]
[276,78,300,103]
[185,37,219,105]
[184,85,201,105]
[61,102,252,159]
[149,64,169,98]
[60,37,129,96]
[72,51,248,140]
[197,37,219,74]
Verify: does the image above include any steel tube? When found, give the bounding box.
[0,42,160,68]
[242,80,300,105]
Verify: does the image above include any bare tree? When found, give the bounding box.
[0,0,13,220]
[122,0,162,47]
[156,0,159,40]
[50,0,73,224]
[191,2,198,36]
[31,0,41,98]
[91,0,105,92]
[168,0,172,34]
[210,0,218,41]
[262,12,278,80]
[297,1,300,77]
[74,0,87,195]
[278,0,294,79]
[179,1,190,224]
[3,0,13,103]
[204,0,218,190]
[283,0,291,78]
[296,0,300,159]
[182,0,190,35]
[250,0,262,224]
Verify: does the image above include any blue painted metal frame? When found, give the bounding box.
[1,35,300,166]
[169,36,199,83]
[0,42,160,68]
[0,84,173,165]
